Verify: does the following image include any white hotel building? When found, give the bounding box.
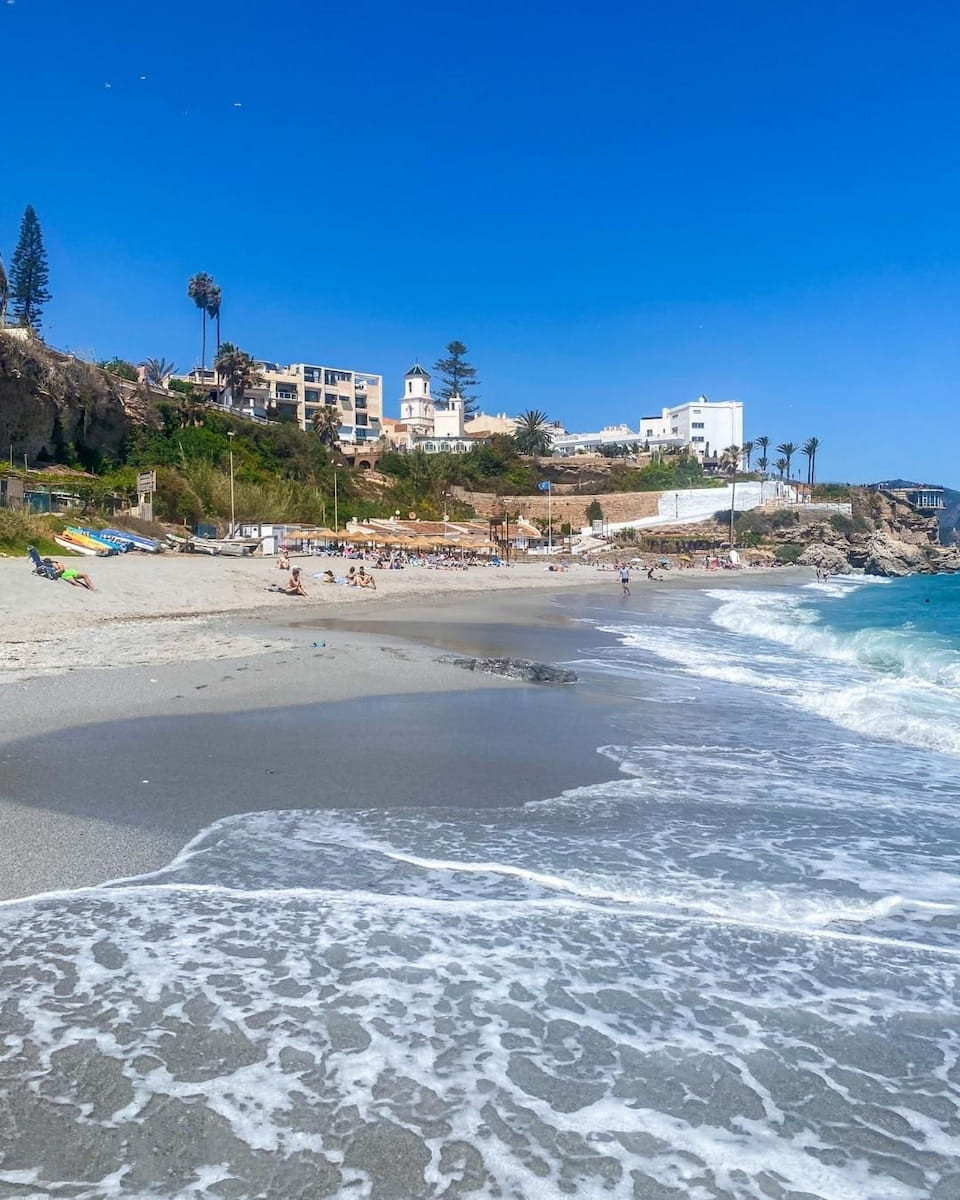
[552,397,744,459]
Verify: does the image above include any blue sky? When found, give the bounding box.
[3,0,958,484]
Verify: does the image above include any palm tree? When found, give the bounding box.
[0,256,8,324]
[755,436,769,472]
[721,445,741,474]
[207,286,222,353]
[802,437,820,486]
[142,357,178,387]
[214,342,262,409]
[187,272,216,369]
[741,440,754,470]
[774,456,788,479]
[312,405,342,449]
[513,409,554,456]
[776,442,798,479]
[757,455,769,474]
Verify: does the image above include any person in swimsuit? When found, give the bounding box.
[50,560,96,591]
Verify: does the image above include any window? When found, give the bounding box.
[340,397,353,410]
[408,381,412,394]
[671,427,679,435]
[692,422,705,429]
[356,414,368,426]
[692,436,705,443]
[645,429,653,437]
[325,393,339,405]
[325,370,352,386]
[693,409,702,415]
[305,389,319,402]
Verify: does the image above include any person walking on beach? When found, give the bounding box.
[619,565,630,596]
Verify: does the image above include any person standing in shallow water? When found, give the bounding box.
[619,565,630,596]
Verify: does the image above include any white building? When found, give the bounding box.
[552,398,744,460]
[399,364,435,435]
[639,397,743,459]
[395,364,480,453]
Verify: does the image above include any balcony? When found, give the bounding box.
[275,390,298,401]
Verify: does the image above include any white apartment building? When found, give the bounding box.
[552,398,744,460]
[182,361,384,444]
[640,397,743,458]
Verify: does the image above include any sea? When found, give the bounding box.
[1,574,958,1199]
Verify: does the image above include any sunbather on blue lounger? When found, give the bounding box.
[28,547,59,581]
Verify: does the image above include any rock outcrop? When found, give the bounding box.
[785,489,959,577]
[797,543,852,574]
[0,331,156,468]
[446,657,578,684]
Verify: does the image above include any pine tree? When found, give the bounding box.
[434,340,480,414]
[0,255,8,323]
[10,206,52,330]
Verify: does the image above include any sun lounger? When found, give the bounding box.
[28,546,59,581]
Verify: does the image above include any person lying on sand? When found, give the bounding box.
[50,560,96,591]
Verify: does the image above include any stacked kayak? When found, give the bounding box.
[55,528,119,556]
[98,528,161,553]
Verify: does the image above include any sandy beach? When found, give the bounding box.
[0,551,795,679]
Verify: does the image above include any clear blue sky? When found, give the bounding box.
[3,0,958,485]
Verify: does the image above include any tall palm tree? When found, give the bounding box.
[757,455,769,474]
[513,409,554,456]
[802,437,820,486]
[774,456,788,479]
[214,342,262,409]
[207,286,222,353]
[142,357,178,387]
[312,405,342,448]
[755,436,769,473]
[187,272,216,369]
[741,440,754,470]
[776,442,798,479]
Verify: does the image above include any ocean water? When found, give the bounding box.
[1,577,959,1198]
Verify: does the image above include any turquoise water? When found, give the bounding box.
[805,574,960,683]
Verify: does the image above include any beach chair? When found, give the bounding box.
[28,547,59,581]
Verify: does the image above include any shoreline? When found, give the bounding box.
[0,567,811,903]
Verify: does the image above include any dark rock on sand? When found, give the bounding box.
[447,657,577,684]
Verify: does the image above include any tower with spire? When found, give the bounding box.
[399,364,435,435]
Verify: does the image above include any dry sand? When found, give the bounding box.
[0,552,795,679]
[0,554,594,679]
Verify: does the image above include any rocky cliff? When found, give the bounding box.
[794,489,960,576]
[0,331,157,469]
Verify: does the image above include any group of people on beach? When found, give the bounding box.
[270,558,380,597]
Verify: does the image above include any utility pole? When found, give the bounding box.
[333,469,339,533]
[547,481,552,556]
[227,431,236,537]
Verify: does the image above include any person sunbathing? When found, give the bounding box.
[357,567,377,590]
[50,560,96,591]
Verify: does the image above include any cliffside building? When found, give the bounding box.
[182,361,384,445]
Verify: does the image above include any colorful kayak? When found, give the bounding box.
[64,527,119,555]
[54,535,99,557]
[99,528,161,553]
[76,527,132,553]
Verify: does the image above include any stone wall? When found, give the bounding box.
[450,486,662,525]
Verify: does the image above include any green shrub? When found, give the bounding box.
[774,543,803,563]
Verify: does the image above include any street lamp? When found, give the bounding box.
[227,430,236,537]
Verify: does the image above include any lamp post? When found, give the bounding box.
[333,468,339,533]
[729,459,737,548]
[227,430,236,537]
